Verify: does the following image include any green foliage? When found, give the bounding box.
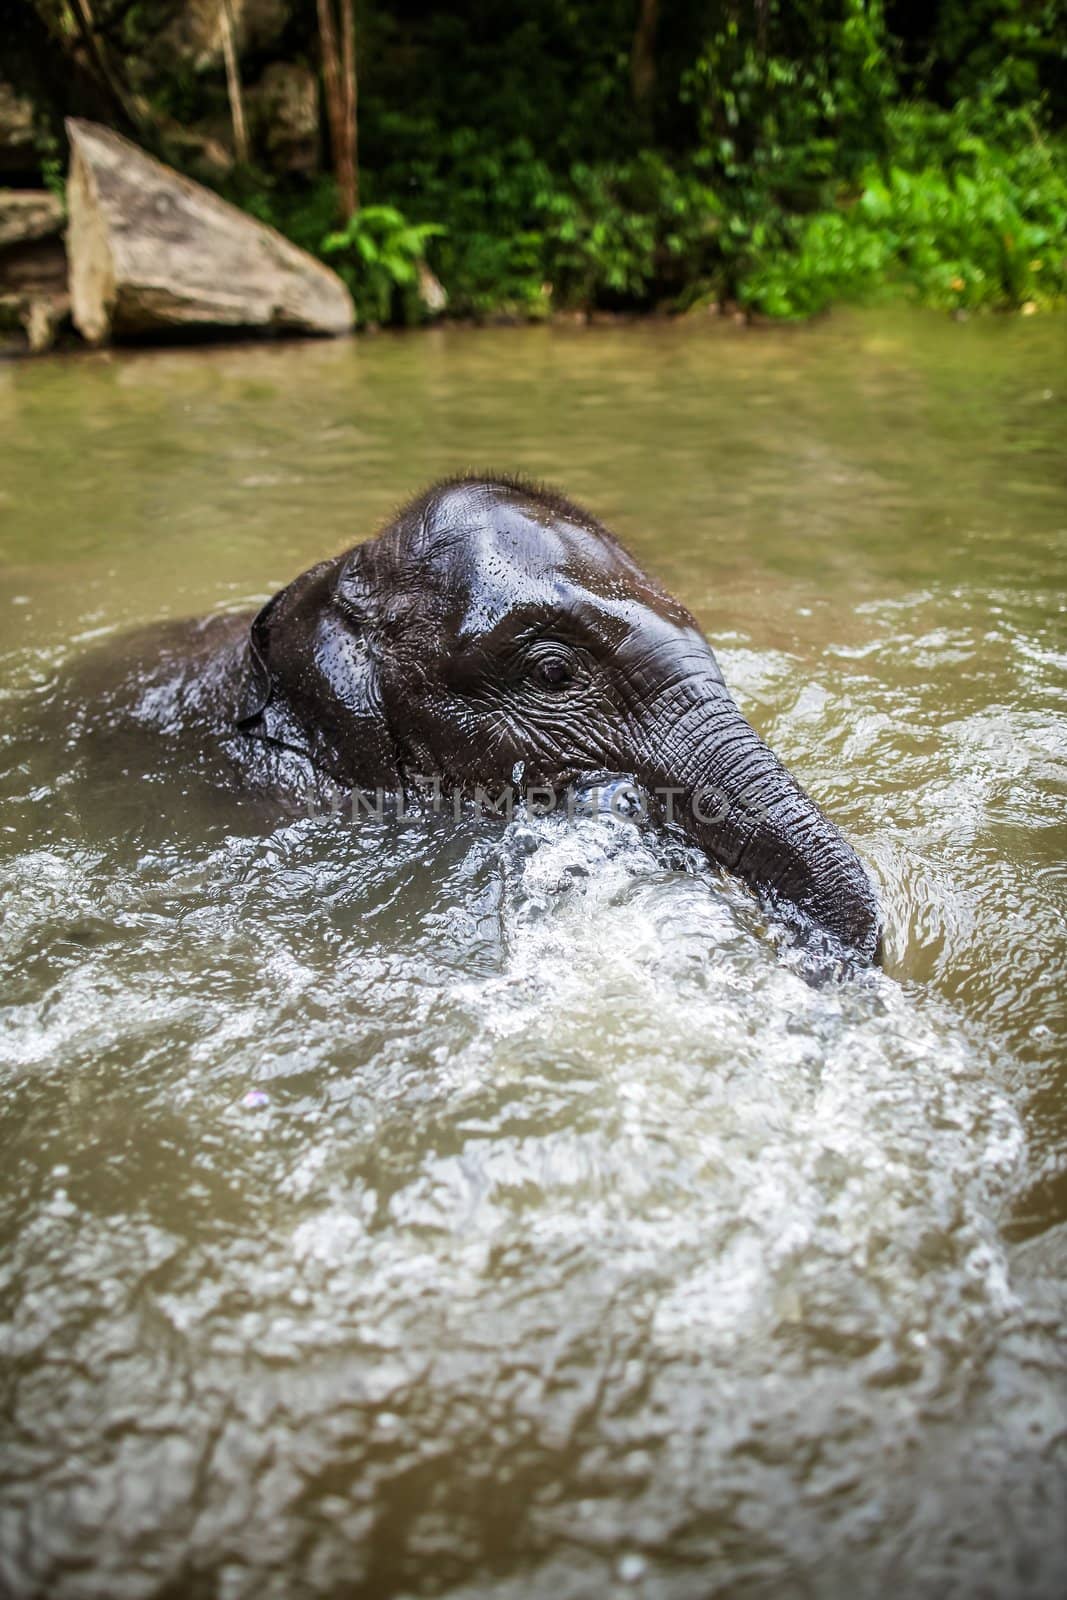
[12,0,1067,324]
[367,130,722,317]
[672,1,896,300]
[741,100,1067,316]
[907,0,1067,116]
[544,155,722,308]
[374,130,557,317]
[359,2,638,172]
[349,48,1067,325]
[321,206,447,326]
[363,0,1064,324]
[681,0,895,193]
[231,174,340,260]
[34,123,65,205]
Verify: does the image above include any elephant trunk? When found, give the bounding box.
[645,689,882,961]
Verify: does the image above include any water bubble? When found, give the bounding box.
[616,1553,647,1583]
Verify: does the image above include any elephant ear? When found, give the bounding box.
[234,586,316,762]
[235,548,400,788]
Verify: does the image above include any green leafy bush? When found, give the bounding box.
[45,0,1059,326]
[367,131,722,317]
[741,100,1067,316]
[380,131,559,317]
[544,155,721,308]
[321,206,446,325]
[242,70,1065,328]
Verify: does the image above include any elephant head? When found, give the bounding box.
[237,476,882,961]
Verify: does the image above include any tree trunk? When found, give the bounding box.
[219,0,249,165]
[341,0,358,214]
[630,0,659,108]
[317,0,358,219]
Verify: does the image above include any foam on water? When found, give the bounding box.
[2,801,1059,1599]
[2,309,1066,1597]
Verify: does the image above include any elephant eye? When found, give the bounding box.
[527,645,576,691]
[536,658,572,688]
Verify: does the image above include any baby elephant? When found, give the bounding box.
[89,476,883,960]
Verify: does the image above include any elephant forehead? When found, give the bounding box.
[450,559,684,647]
[450,578,708,670]
[441,507,691,641]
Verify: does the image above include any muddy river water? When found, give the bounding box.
[0,309,1065,1597]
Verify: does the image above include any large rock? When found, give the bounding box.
[0,81,36,176]
[0,190,68,353]
[251,63,320,176]
[0,236,69,354]
[156,0,288,72]
[65,118,355,344]
[0,190,65,249]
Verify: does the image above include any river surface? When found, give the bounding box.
[1,309,1065,1598]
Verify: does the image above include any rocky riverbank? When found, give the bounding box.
[1,114,355,357]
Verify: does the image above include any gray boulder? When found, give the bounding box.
[66,118,355,344]
[0,190,64,249]
[0,81,36,176]
[252,63,320,176]
[0,190,68,352]
[155,0,288,73]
